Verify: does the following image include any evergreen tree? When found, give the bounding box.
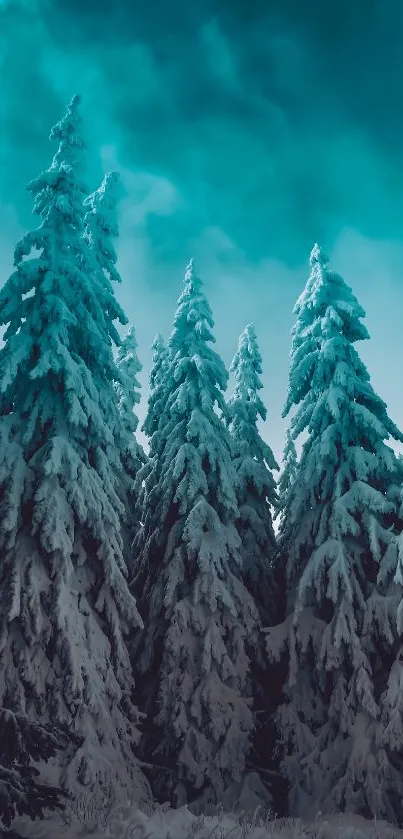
[228,323,279,622]
[0,712,68,835]
[267,244,403,820]
[142,332,169,442]
[227,323,281,808]
[370,443,403,824]
[132,333,169,581]
[132,260,262,810]
[0,95,149,823]
[275,430,298,529]
[83,170,127,337]
[115,324,147,562]
[83,173,133,503]
[84,172,146,567]
[115,325,143,463]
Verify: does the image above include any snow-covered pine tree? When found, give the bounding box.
[0,712,68,835]
[275,430,298,529]
[266,244,403,820]
[0,95,149,824]
[228,323,279,623]
[83,170,126,330]
[369,433,403,824]
[84,172,146,568]
[115,324,147,564]
[132,260,263,811]
[142,332,169,442]
[83,174,134,495]
[132,332,169,581]
[227,323,282,808]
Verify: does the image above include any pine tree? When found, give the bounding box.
[227,323,281,808]
[228,323,279,623]
[0,712,68,835]
[267,244,403,820]
[115,324,147,563]
[275,430,298,529]
[84,172,146,568]
[115,325,143,464]
[0,95,149,823]
[370,443,403,824]
[83,170,127,341]
[83,173,134,503]
[132,332,169,581]
[132,260,262,810]
[142,332,169,442]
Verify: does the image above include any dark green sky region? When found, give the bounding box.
[1,0,403,459]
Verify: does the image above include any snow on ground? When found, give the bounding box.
[11,805,403,839]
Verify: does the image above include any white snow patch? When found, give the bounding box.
[12,806,403,839]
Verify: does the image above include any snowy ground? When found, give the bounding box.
[11,805,403,839]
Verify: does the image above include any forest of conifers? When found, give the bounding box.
[1,95,402,836]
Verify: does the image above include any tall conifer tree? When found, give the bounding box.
[267,244,403,819]
[275,430,298,530]
[228,323,278,622]
[0,96,148,823]
[115,324,147,563]
[132,333,168,578]
[142,333,169,442]
[227,323,280,806]
[132,261,261,810]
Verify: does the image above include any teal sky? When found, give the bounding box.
[1,0,403,461]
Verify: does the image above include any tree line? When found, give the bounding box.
[0,95,402,835]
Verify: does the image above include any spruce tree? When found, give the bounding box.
[84,172,146,565]
[115,324,147,563]
[0,712,68,835]
[142,332,169,442]
[83,170,127,341]
[275,430,298,530]
[132,333,168,580]
[370,443,403,824]
[227,323,281,808]
[267,244,403,819]
[228,323,278,623]
[0,96,148,823]
[83,173,133,506]
[132,260,261,810]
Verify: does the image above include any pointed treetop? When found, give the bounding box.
[118,323,139,352]
[100,170,121,195]
[47,94,84,172]
[83,172,127,330]
[150,333,168,379]
[70,93,81,108]
[152,332,165,354]
[84,170,121,207]
[117,324,141,378]
[141,333,169,441]
[229,322,278,469]
[275,428,298,522]
[84,171,122,243]
[182,257,203,297]
[238,322,259,356]
[239,322,259,353]
[170,259,216,353]
[284,427,297,452]
[116,324,142,423]
[309,242,328,268]
[231,322,264,403]
[284,245,371,419]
